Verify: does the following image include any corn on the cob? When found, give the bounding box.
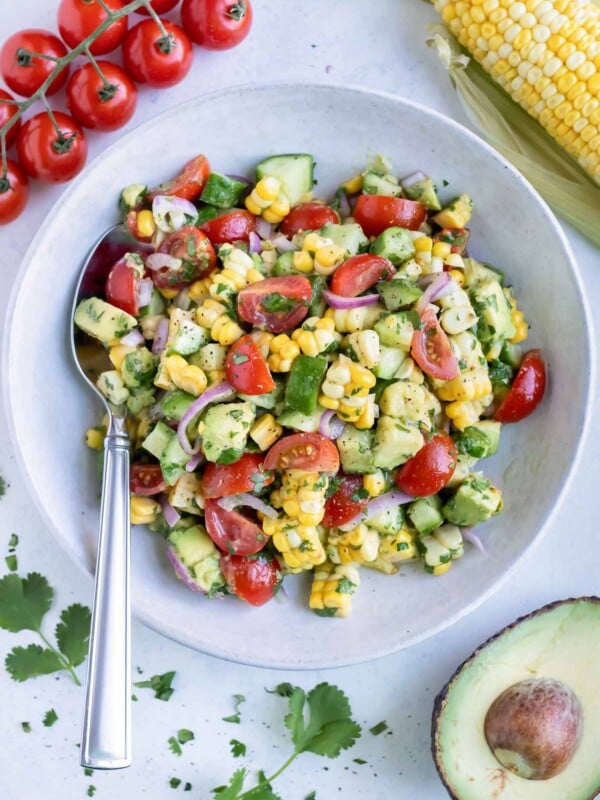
[309,561,361,618]
[433,0,600,184]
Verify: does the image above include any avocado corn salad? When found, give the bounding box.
[75,152,546,617]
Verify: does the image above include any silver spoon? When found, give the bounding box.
[70,224,152,770]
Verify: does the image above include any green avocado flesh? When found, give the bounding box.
[432,598,600,800]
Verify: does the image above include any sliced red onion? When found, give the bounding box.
[177,382,236,455]
[400,170,427,190]
[319,410,345,440]
[152,194,198,233]
[152,318,169,355]
[322,288,379,310]
[217,493,278,519]
[338,192,351,218]
[416,272,452,315]
[136,278,154,309]
[119,329,144,347]
[146,253,183,273]
[173,289,191,310]
[185,452,204,472]
[166,544,204,593]
[255,217,273,240]
[161,495,181,528]
[339,488,414,531]
[462,528,486,554]
[248,231,261,254]
[271,234,298,252]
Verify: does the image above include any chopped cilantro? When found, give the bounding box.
[170,777,181,789]
[230,739,247,757]
[168,737,182,757]
[43,708,58,727]
[369,720,389,736]
[223,694,245,723]
[134,670,177,700]
[8,533,18,548]
[177,729,194,745]
[336,577,356,595]
[21,722,31,733]
[5,555,17,572]
[261,293,297,313]
[87,786,96,797]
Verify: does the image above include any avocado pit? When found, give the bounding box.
[484,677,583,780]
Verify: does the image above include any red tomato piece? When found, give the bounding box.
[202,452,273,498]
[279,202,339,237]
[330,253,394,297]
[205,499,267,556]
[200,209,256,244]
[66,61,137,132]
[220,551,281,606]
[147,154,211,203]
[264,432,340,473]
[226,335,276,396]
[136,0,180,14]
[122,19,193,89]
[395,433,457,497]
[181,0,253,50]
[0,90,21,147]
[126,210,152,243]
[1,29,69,97]
[433,227,470,255]
[152,226,216,289]
[322,474,368,528]
[17,112,87,183]
[495,350,547,424]
[411,308,460,381]
[57,0,128,55]
[237,276,312,334]
[106,255,142,316]
[354,195,427,237]
[0,159,29,225]
[130,463,165,496]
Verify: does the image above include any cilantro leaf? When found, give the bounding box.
[83,768,94,777]
[261,293,296,313]
[87,786,96,797]
[134,670,176,701]
[168,736,182,756]
[229,738,246,757]
[6,644,63,682]
[21,721,31,733]
[43,708,58,727]
[223,693,245,723]
[305,793,317,800]
[55,604,91,667]
[242,785,283,800]
[265,682,294,698]
[5,555,17,572]
[284,687,307,744]
[0,573,53,632]
[287,683,361,758]
[212,768,247,799]
[8,534,18,548]
[170,778,181,789]
[369,720,389,736]
[177,728,194,745]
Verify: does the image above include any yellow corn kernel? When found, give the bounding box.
[354,395,376,430]
[245,196,262,215]
[85,428,104,450]
[136,416,152,444]
[250,414,283,451]
[437,369,492,402]
[207,368,226,385]
[159,287,179,300]
[431,562,452,576]
[445,399,486,430]
[267,334,300,372]
[432,241,452,259]
[263,195,290,224]
[448,268,465,286]
[341,174,363,194]
[130,496,161,525]
[510,308,529,343]
[318,394,340,410]
[136,209,156,238]
[414,236,434,253]
[264,518,326,571]
[189,275,215,304]
[109,344,136,371]
[314,244,344,274]
[378,528,418,563]
[349,362,377,390]
[165,355,208,396]
[292,316,340,357]
[251,330,275,359]
[363,470,386,497]
[303,232,328,252]
[255,176,280,203]
[211,315,244,346]
[327,523,380,565]
[292,250,314,273]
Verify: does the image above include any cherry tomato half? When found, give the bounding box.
[106,254,142,316]
[323,474,368,528]
[202,452,273,498]
[1,29,68,97]
[395,433,457,497]
[411,307,460,381]
[205,499,267,556]
[264,432,340,473]
[136,0,181,14]
[122,19,193,89]
[354,195,427,237]
[220,551,281,606]
[130,463,166,496]
[0,90,22,147]
[200,209,256,244]
[147,154,211,203]
[495,350,546,424]
[237,275,312,334]
[17,112,88,183]
[126,210,152,243]
[0,159,29,225]
[66,61,137,132]
[58,0,128,55]
[181,0,253,50]
[279,202,339,238]
[226,335,276,396]
[152,226,216,289]
[330,253,394,297]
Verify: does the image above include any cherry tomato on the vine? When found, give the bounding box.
[0,160,29,225]
[17,112,88,183]
[57,0,128,55]
[0,90,22,147]
[181,0,253,50]
[0,29,68,97]
[136,0,181,13]
[122,19,193,88]
[66,61,137,132]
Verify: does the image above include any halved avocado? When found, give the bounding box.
[432,598,600,800]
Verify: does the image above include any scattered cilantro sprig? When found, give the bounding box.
[43,708,58,727]
[223,694,245,724]
[169,729,195,756]
[213,683,361,800]
[0,572,91,685]
[134,670,176,701]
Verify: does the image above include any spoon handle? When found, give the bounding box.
[81,415,131,770]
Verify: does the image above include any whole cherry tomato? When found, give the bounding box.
[151,226,216,289]
[0,29,68,97]
[122,19,193,88]
[136,0,181,13]
[0,89,21,147]
[57,0,128,55]
[17,112,88,183]
[278,201,339,237]
[181,0,253,50]
[66,61,137,132]
[0,159,29,225]
[495,350,546,423]
[395,433,457,497]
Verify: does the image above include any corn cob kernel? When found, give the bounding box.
[292,316,341,357]
[378,528,418,563]
[263,517,326,572]
[136,209,156,238]
[341,174,363,194]
[130,496,161,525]
[309,562,361,618]
[211,315,244,346]
[363,470,386,497]
[327,524,380,565]
[165,355,208,396]
[267,334,301,372]
[85,428,104,450]
[250,414,283,451]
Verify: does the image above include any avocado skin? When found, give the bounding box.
[430,597,600,800]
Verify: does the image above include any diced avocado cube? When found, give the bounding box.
[470,279,515,342]
[160,389,196,421]
[256,154,314,206]
[463,258,505,288]
[273,251,298,276]
[499,340,523,368]
[362,171,402,197]
[202,402,255,465]
[190,343,228,372]
[337,426,375,474]
[402,176,441,211]
[319,223,369,255]
[96,370,129,406]
[370,227,416,265]
[159,435,190,486]
[368,504,405,535]
[372,346,406,379]
[168,524,224,594]
[374,310,419,351]
[442,473,503,527]
[200,172,247,208]
[434,194,473,229]
[488,359,514,388]
[377,278,423,311]
[127,387,155,415]
[408,495,444,536]
[373,416,423,470]
[119,183,146,215]
[139,288,166,318]
[167,313,209,356]
[121,347,157,388]
[142,421,175,459]
[277,406,324,433]
[454,421,501,460]
[74,297,137,344]
[239,382,284,410]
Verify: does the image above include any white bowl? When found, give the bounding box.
[3,83,594,668]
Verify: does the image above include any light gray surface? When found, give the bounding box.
[0,1,598,798]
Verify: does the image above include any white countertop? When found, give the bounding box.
[1,1,599,797]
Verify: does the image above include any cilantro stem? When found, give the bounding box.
[237,750,299,799]
[37,629,81,686]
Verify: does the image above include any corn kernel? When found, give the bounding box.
[136,209,156,238]
[363,470,386,497]
[130,496,161,525]
[292,250,314,273]
[250,414,283,451]
[414,236,434,253]
[341,174,363,194]
[85,428,104,450]
[448,268,465,286]
[432,241,452,259]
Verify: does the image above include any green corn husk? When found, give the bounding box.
[427,26,600,247]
